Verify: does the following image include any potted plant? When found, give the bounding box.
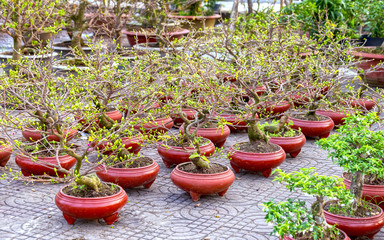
[263,168,353,240]
[169,0,221,31]
[317,112,384,238]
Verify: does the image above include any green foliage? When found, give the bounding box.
[174,0,217,16]
[317,113,384,179]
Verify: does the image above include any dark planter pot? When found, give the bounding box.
[288,114,334,139]
[15,154,76,177]
[349,99,377,111]
[282,229,350,240]
[227,142,286,178]
[93,135,144,155]
[237,85,267,102]
[323,200,384,239]
[22,127,77,142]
[55,185,128,225]
[168,14,221,31]
[361,37,384,47]
[218,113,253,132]
[171,108,197,125]
[179,123,230,148]
[170,162,235,201]
[268,132,306,158]
[134,117,174,134]
[157,139,215,168]
[291,93,310,107]
[257,101,291,116]
[343,173,384,211]
[0,144,12,167]
[316,109,354,126]
[122,28,189,46]
[352,48,384,88]
[96,159,159,189]
[122,102,161,114]
[217,74,236,82]
[75,110,123,131]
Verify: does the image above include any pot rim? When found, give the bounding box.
[168,13,221,20]
[269,131,304,139]
[289,114,333,123]
[122,28,190,36]
[180,123,230,131]
[323,199,383,220]
[0,51,58,59]
[342,172,384,188]
[351,47,384,60]
[229,141,284,155]
[174,162,231,176]
[157,137,213,150]
[16,153,75,161]
[58,183,125,200]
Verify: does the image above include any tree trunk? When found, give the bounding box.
[115,0,123,50]
[247,118,268,143]
[350,171,364,211]
[12,35,22,61]
[247,0,253,16]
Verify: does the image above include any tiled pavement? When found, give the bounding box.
[0,32,384,240]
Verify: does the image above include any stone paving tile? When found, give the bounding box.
[1,32,384,239]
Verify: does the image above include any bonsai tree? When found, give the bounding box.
[263,168,354,239]
[0,0,64,60]
[173,0,217,16]
[317,112,384,211]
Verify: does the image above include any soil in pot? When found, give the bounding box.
[323,201,380,218]
[63,182,119,198]
[108,156,152,169]
[235,140,280,153]
[290,114,329,121]
[178,162,227,174]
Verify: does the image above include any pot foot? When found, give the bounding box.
[162,159,172,168]
[230,163,240,173]
[63,213,76,225]
[290,149,301,158]
[189,191,201,201]
[21,170,31,176]
[218,188,229,197]
[262,168,272,178]
[104,212,119,225]
[0,156,10,167]
[144,179,155,189]
[215,140,226,148]
[133,149,141,154]
[319,132,330,139]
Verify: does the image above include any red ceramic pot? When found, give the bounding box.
[22,127,77,142]
[288,114,334,139]
[343,173,384,210]
[218,113,253,132]
[96,159,159,189]
[316,109,354,126]
[15,154,76,177]
[268,132,306,158]
[349,99,377,111]
[217,74,236,82]
[257,101,291,116]
[352,48,384,88]
[55,185,128,225]
[227,142,286,178]
[323,200,384,239]
[75,110,123,130]
[94,135,143,155]
[282,229,350,240]
[170,162,235,201]
[179,123,230,148]
[171,109,197,125]
[157,139,215,168]
[122,102,161,115]
[237,85,267,102]
[0,144,12,167]
[134,117,174,134]
[122,28,189,46]
[291,93,310,107]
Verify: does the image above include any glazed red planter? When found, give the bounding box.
[122,102,161,115]
[55,185,128,225]
[349,99,377,111]
[134,117,174,134]
[237,85,267,102]
[75,110,123,130]
[257,101,291,116]
[0,144,12,167]
[94,135,143,155]
[217,74,236,82]
[218,113,253,131]
[96,159,160,189]
[323,200,384,239]
[282,229,350,240]
[316,109,354,126]
[291,93,310,107]
[157,139,215,168]
[288,115,334,139]
[268,132,306,158]
[343,173,384,211]
[122,28,189,46]
[171,109,197,125]
[170,162,235,201]
[227,143,286,178]
[352,49,384,88]
[15,154,76,177]
[22,127,77,142]
[179,124,230,148]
